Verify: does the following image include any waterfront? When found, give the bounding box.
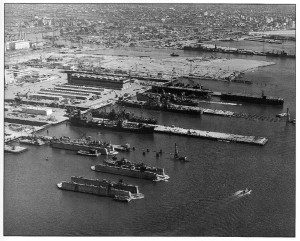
[4,44,295,236]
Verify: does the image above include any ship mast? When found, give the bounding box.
[286,108,290,123]
[174,143,179,159]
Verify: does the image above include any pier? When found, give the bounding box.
[153,125,268,146]
[75,117,268,146]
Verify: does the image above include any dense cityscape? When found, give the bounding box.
[4,3,296,237]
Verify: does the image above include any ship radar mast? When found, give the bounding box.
[286,108,290,123]
[174,143,179,159]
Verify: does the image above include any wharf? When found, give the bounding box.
[85,118,267,146]
[153,125,268,146]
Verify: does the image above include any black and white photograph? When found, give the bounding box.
[2,1,296,237]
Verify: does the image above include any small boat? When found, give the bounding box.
[77,149,101,157]
[170,53,179,57]
[237,188,252,196]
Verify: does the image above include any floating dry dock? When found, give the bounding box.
[153,125,268,146]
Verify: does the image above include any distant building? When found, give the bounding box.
[42,17,52,26]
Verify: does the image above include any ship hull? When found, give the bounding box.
[51,142,112,155]
[70,176,141,195]
[119,100,202,115]
[57,182,132,199]
[220,94,284,105]
[70,119,155,134]
[92,164,161,181]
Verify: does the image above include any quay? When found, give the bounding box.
[153,125,268,146]
[75,117,267,146]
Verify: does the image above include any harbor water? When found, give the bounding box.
[4,43,295,236]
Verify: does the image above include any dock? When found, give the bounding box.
[153,125,268,146]
[80,117,268,146]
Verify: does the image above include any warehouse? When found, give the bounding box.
[29,93,63,101]
[22,107,53,116]
[67,72,131,90]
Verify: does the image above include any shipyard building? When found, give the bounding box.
[67,72,131,90]
[22,107,53,116]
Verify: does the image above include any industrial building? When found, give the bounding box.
[28,93,63,101]
[67,72,131,90]
[22,107,53,116]
[37,91,90,100]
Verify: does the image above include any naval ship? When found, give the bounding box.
[69,110,155,134]
[50,136,117,155]
[91,158,169,181]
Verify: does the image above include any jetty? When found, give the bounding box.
[78,117,267,146]
[153,125,268,146]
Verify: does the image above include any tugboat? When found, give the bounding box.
[170,53,180,57]
[77,149,101,157]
